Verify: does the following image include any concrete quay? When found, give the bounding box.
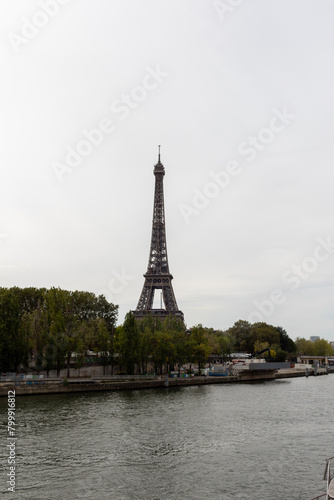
[275,366,328,378]
[0,366,330,397]
[0,375,238,397]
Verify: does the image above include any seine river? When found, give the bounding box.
[1,376,334,500]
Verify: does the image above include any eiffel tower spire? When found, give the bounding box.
[133,148,183,320]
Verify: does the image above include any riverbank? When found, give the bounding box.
[0,367,329,396]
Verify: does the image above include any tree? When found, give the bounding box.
[44,288,80,376]
[94,294,118,333]
[94,318,112,375]
[138,327,153,374]
[134,313,187,374]
[275,326,296,353]
[274,348,287,362]
[216,331,235,360]
[11,287,46,315]
[117,312,140,374]
[172,330,192,375]
[205,331,220,354]
[0,289,26,371]
[161,314,185,334]
[149,330,175,375]
[225,320,252,352]
[0,286,118,375]
[295,338,315,356]
[313,339,332,357]
[29,301,49,372]
[250,323,280,352]
[189,324,211,373]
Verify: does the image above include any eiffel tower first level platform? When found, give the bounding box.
[133,148,184,321]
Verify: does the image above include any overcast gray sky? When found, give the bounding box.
[1,0,334,340]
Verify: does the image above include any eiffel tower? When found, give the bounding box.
[133,147,184,321]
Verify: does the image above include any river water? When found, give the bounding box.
[1,376,333,500]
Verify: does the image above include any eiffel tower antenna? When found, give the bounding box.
[133,149,183,321]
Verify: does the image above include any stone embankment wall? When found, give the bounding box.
[0,367,329,397]
[0,375,241,396]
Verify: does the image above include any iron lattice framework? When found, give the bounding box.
[134,148,183,320]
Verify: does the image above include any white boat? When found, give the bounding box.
[310,456,334,500]
[325,457,334,499]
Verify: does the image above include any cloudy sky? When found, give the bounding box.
[1,0,333,340]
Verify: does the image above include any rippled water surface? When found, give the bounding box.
[1,376,334,500]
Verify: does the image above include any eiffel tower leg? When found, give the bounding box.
[136,282,154,311]
[162,284,178,312]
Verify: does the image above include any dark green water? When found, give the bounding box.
[1,376,333,500]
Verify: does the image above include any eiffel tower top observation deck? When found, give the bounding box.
[133,147,183,320]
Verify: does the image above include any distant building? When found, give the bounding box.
[208,353,224,365]
[310,336,320,342]
[299,355,328,366]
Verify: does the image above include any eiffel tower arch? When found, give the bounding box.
[133,148,184,321]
